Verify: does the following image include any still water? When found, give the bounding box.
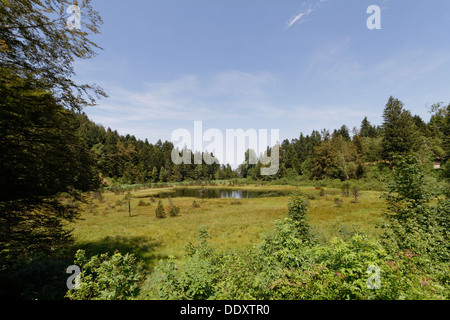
[153,188,291,199]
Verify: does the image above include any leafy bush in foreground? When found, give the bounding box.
[65,250,145,300]
[68,155,449,300]
[148,159,450,300]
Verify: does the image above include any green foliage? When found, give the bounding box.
[0,0,106,293]
[334,198,343,207]
[351,185,360,204]
[138,200,151,207]
[286,194,315,244]
[72,94,447,188]
[169,205,181,217]
[150,228,217,300]
[0,70,102,264]
[65,249,145,300]
[155,200,166,219]
[380,155,450,263]
[381,97,420,161]
[76,113,231,184]
[149,165,450,300]
[191,200,200,208]
[360,117,379,138]
[0,0,105,110]
[319,187,326,197]
[150,216,450,300]
[341,182,350,197]
[159,167,167,183]
[311,135,363,181]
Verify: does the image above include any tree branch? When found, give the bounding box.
[0,17,67,31]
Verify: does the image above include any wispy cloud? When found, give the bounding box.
[286,8,314,28]
[82,70,289,142]
[86,70,284,127]
[286,0,329,28]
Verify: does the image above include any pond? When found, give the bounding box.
[151,188,292,199]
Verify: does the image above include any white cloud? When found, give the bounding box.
[286,8,314,28]
[286,0,329,28]
[90,70,282,124]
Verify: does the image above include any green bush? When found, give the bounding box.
[192,200,200,208]
[380,155,450,263]
[341,182,350,197]
[319,187,326,197]
[65,249,145,300]
[138,199,150,207]
[155,200,166,219]
[286,194,315,244]
[150,228,217,300]
[168,205,180,217]
[148,176,450,300]
[334,198,343,207]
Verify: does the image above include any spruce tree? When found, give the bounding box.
[151,167,159,183]
[287,194,315,243]
[159,167,167,182]
[381,96,420,161]
[360,117,377,138]
[155,200,166,219]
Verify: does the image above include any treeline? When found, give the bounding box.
[240,96,449,181]
[75,96,449,185]
[143,156,449,300]
[65,156,450,300]
[75,113,237,184]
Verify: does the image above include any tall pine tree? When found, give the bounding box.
[381,96,420,161]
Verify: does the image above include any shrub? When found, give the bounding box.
[305,192,317,200]
[334,198,343,207]
[380,155,450,263]
[168,205,180,217]
[287,194,315,244]
[351,186,360,203]
[147,162,450,300]
[319,187,326,197]
[150,228,216,300]
[65,249,145,300]
[341,182,350,197]
[192,200,200,208]
[155,200,166,219]
[138,200,150,207]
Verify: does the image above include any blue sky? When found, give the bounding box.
[74,0,450,145]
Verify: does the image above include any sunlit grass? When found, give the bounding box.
[69,185,386,268]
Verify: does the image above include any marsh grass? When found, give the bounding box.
[69,185,385,268]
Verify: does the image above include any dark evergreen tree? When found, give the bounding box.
[360,117,377,138]
[381,96,420,161]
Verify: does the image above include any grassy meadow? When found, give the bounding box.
[69,184,387,269]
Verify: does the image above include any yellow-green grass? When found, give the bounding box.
[69,185,386,268]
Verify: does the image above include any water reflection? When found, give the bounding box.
[153,188,290,199]
[220,189,245,199]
